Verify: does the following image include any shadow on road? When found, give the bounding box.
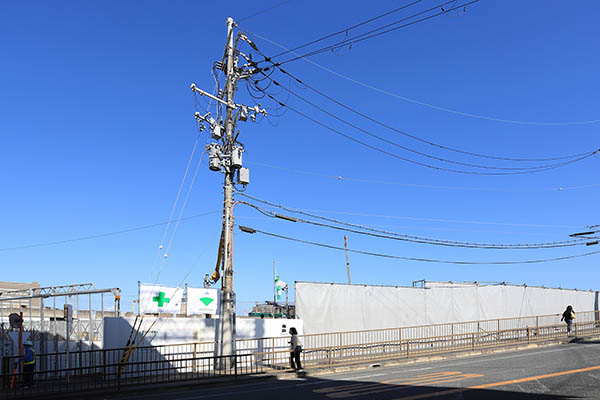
[96,371,578,400]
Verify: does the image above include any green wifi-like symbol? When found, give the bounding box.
[200,297,214,306]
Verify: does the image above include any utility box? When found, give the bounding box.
[211,124,222,140]
[231,146,243,168]
[238,168,250,185]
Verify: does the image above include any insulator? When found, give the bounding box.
[239,106,248,122]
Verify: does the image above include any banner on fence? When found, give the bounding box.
[187,287,219,316]
[139,284,183,314]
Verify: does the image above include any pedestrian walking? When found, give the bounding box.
[15,340,35,388]
[561,305,576,336]
[289,327,303,371]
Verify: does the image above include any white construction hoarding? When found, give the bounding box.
[103,316,303,348]
[295,281,598,334]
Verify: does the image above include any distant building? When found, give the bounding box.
[249,301,295,319]
[0,281,41,310]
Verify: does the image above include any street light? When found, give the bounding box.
[568,228,599,246]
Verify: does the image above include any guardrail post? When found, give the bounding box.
[471,333,475,350]
[271,338,275,368]
[407,339,410,359]
[527,327,531,344]
[193,343,197,373]
[328,347,332,369]
[451,324,454,347]
[575,323,578,337]
[102,349,106,382]
[536,316,539,336]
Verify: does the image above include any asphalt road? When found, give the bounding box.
[109,340,600,400]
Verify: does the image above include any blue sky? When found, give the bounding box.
[2,1,599,315]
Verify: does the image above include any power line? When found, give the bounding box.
[242,35,600,162]
[236,192,585,229]
[237,199,588,250]
[237,0,292,23]
[0,211,219,253]
[277,0,480,65]
[237,225,600,265]
[245,160,600,193]
[269,69,598,162]
[265,0,427,59]
[258,76,595,171]
[262,92,596,175]
[234,215,573,238]
[247,30,600,126]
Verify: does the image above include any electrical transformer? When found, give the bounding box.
[231,146,243,168]
[206,143,222,171]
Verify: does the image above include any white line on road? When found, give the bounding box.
[341,373,387,380]
[534,378,551,392]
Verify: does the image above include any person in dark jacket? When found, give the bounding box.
[288,327,303,371]
[561,305,576,336]
[16,340,35,388]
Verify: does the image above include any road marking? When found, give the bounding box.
[533,378,550,392]
[394,364,600,399]
[341,373,386,380]
[420,345,584,370]
[314,371,483,398]
[296,381,332,387]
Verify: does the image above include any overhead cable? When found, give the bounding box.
[247,31,600,126]
[269,69,598,161]
[262,92,595,175]
[276,0,480,65]
[265,0,427,59]
[258,77,596,171]
[0,211,219,253]
[237,199,588,250]
[237,193,583,229]
[237,225,600,265]
[245,161,600,193]
[243,36,600,161]
[236,0,292,23]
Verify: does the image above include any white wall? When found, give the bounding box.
[103,317,303,349]
[296,281,598,334]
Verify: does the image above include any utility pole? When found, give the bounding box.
[344,235,352,284]
[219,15,236,367]
[190,17,265,366]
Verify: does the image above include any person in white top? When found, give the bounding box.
[289,327,303,371]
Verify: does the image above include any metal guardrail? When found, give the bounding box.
[235,310,599,355]
[2,311,598,398]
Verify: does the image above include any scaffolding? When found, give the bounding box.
[0,282,120,368]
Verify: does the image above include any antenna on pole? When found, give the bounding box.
[344,235,352,284]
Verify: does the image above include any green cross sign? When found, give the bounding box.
[152,291,170,307]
